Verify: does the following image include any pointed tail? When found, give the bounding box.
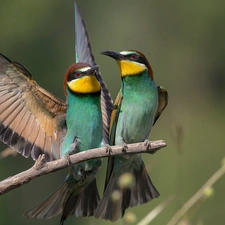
[95,160,159,221]
[24,176,100,224]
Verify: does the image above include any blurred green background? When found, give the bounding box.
[0,0,225,225]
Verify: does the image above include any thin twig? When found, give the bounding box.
[166,164,225,225]
[0,140,166,195]
[137,195,175,225]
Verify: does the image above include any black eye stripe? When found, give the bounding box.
[67,72,82,81]
[138,56,148,66]
[67,72,75,82]
[125,53,148,66]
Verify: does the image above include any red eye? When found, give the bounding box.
[75,72,81,77]
[131,54,137,59]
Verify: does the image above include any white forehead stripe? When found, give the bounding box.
[76,67,91,72]
[120,51,134,55]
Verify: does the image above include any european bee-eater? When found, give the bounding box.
[24,62,103,224]
[95,50,168,221]
[0,1,113,224]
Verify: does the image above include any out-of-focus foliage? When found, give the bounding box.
[0,0,225,225]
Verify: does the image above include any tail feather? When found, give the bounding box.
[62,179,100,218]
[95,160,159,221]
[24,177,100,224]
[130,162,159,206]
[24,181,69,219]
[95,174,122,221]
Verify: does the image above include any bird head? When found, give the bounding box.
[101,50,153,79]
[64,63,100,96]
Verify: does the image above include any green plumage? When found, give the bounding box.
[61,88,102,197]
[25,69,103,224]
[95,50,168,222]
[62,88,102,157]
[114,72,158,145]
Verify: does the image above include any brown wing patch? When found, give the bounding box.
[0,53,66,161]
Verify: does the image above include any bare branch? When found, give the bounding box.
[137,195,175,225]
[0,140,166,195]
[166,164,225,225]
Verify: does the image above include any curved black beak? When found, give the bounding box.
[101,51,122,60]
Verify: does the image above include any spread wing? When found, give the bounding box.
[153,86,168,125]
[0,53,67,161]
[74,1,113,144]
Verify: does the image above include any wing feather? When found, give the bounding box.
[109,90,123,145]
[9,109,27,146]
[1,100,22,142]
[27,120,40,145]
[153,86,168,125]
[74,1,113,144]
[104,90,123,187]
[0,53,66,161]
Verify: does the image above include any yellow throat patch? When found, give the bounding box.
[68,75,101,94]
[118,60,147,77]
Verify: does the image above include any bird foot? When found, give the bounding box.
[68,137,79,155]
[144,139,156,154]
[121,141,128,153]
[104,144,112,155]
[34,154,46,170]
[144,139,151,150]
[64,152,71,166]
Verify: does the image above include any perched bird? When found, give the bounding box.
[0,0,113,224]
[24,62,103,223]
[95,50,168,221]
